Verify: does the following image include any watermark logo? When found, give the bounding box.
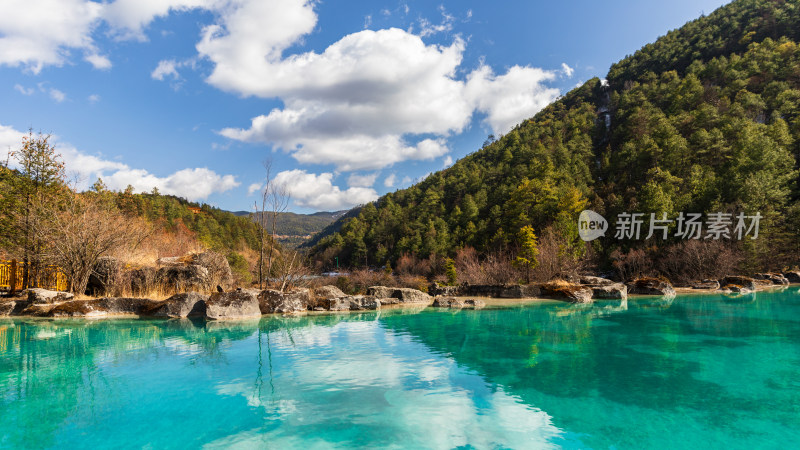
[578,210,608,241]
[577,211,761,241]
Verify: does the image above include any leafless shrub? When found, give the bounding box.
[395,253,431,277]
[396,275,429,292]
[454,247,484,283]
[481,250,522,284]
[32,192,150,294]
[611,247,656,281]
[335,269,395,295]
[658,240,742,285]
[532,227,588,282]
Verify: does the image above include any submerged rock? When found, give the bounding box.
[626,278,676,297]
[205,290,261,320]
[143,292,208,318]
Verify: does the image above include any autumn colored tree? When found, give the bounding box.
[513,226,539,284]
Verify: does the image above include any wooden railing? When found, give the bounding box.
[0,260,68,292]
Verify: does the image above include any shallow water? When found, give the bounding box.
[2,289,800,449]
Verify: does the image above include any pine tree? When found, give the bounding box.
[513,226,539,284]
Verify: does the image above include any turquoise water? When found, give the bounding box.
[2,290,800,449]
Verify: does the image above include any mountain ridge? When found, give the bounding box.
[307,0,800,278]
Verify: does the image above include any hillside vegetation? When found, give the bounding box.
[310,0,800,281]
[237,210,346,248]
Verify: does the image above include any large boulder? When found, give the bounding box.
[192,251,233,287]
[317,298,351,311]
[754,273,790,285]
[26,288,74,304]
[428,283,462,297]
[205,290,261,319]
[692,279,720,290]
[348,296,381,311]
[366,286,432,304]
[94,297,160,314]
[258,289,311,314]
[721,284,753,294]
[591,283,628,300]
[49,300,108,318]
[129,266,158,296]
[498,284,541,298]
[783,271,800,283]
[314,285,347,299]
[579,275,616,286]
[720,276,757,291]
[539,282,594,303]
[143,292,208,318]
[366,286,395,298]
[0,301,15,316]
[157,264,210,292]
[626,277,676,296]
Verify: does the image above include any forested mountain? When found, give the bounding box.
[309,0,800,277]
[233,210,347,247]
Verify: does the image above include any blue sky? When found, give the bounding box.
[0,0,730,213]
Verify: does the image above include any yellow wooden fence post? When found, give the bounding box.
[9,259,17,296]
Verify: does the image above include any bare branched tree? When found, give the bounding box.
[275,250,309,292]
[254,159,290,289]
[31,192,150,294]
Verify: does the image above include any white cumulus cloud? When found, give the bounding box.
[561,62,574,78]
[49,88,66,102]
[275,169,378,210]
[347,172,378,188]
[205,2,561,171]
[466,64,560,135]
[102,0,213,41]
[0,0,103,73]
[151,59,180,80]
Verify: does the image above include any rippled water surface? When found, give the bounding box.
[2,290,800,449]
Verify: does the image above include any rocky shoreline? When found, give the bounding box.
[1,272,795,320]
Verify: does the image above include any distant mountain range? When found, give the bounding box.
[231,210,348,247]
